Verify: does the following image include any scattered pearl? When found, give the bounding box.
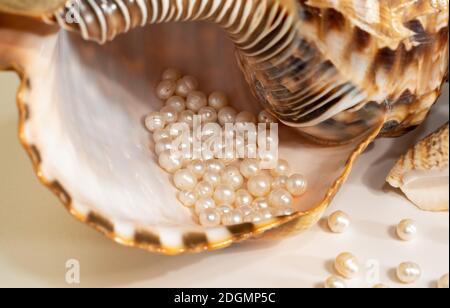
[214,184,236,205]
[373,284,389,288]
[208,91,229,110]
[156,79,176,100]
[334,252,360,279]
[178,110,195,127]
[199,208,221,227]
[248,175,272,197]
[166,96,186,112]
[396,219,418,241]
[252,197,270,210]
[235,189,254,207]
[173,169,198,191]
[438,274,449,288]
[222,209,244,225]
[286,174,307,196]
[198,106,218,123]
[236,111,256,123]
[218,106,237,125]
[178,190,197,208]
[145,112,166,132]
[222,166,244,190]
[271,159,291,177]
[240,159,260,179]
[327,210,350,234]
[160,105,178,124]
[195,197,216,215]
[272,176,288,190]
[175,75,198,97]
[187,159,206,179]
[268,188,293,208]
[397,262,421,284]
[217,204,233,215]
[203,171,222,188]
[195,181,214,198]
[153,128,170,143]
[324,276,347,289]
[162,68,182,81]
[258,110,277,123]
[186,91,207,112]
[206,159,225,173]
[155,137,173,155]
[158,150,183,173]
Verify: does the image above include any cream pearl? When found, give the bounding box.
[396,219,418,241]
[268,189,293,208]
[160,105,178,124]
[248,175,272,197]
[195,181,214,198]
[156,79,176,100]
[175,75,198,97]
[327,210,350,234]
[258,110,277,123]
[187,159,206,179]
[217,204,233,215]
[203,171,222,188]
[259,208,273,220]
[397,262,421,284]
[272,176,288,190]
[162,68,182,81]
[271,159,291,177]
[155,137,173,155]
[145,112,166,132]
[324,276,347,289]
[173,169,198,191]
[177,190,197,208]
[198,106,218,123]
[186,91,207,112]
[158,150,183,173]
[286,174,308,196]
[222,166,244,190]
[239,205,253,216]
[240,159,260,179]
[195,197,216,215]
[206,159,225,173]
[235,189,254,208]
[252,197,270,210]
[166,96,186,113]
[236,111,256,123]
[273,206,295,217]
[214,185,236,205]
[178,110,195,128]
[208,91,229,110]
[218,106,237,125]
[245,212,263,223]
[222,209,244,225]
[199,208,221,227]
[153,128,170,143]
[438,274,449,289]
[334,252,360,279]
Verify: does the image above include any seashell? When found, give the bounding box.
[387,124,449,212]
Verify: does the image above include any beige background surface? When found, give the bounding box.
[0,71,448,288]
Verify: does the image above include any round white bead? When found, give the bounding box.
[153,128,170,143]
[222,166,244,190]
[145,112,166,132]
[324,276,347,289]
[199,208,221,227]
[397,262,421,284]
[206,159,225,173]
[173,169,198,191]
[327,210,350,234]
[156,79,176,100]
[396,219,418,241]
[222,209,244,225]
[272,176,288,190]
[166,96,186,113]
[208,91,229,110]
[259,208,273,220]
[187,159,206,179]
[175,75,198,97]
[438,274,449,289]
[240,159,260,179]
[155,137,173,155]
[203,171,221,188]
[252,197,270,210]
[235,189,254,208]
[244,212,263,223]
[248,175,272,197]
[217,204,233,215]
[158,150,183,173]
[178,110,195,128]
[286,174,307,196]
[334,252,360,279]
[195,197,216,215]
[186,91,207,112]
[160,105,178,124]
[162,68,182,81]
[270,159,291,177]
[214,185,236,205]
[195,181,214,198]
[177,190,197,208]
[198,106,218,123]
[268,188,293,208]
[273,206,295,217]
[218,106,237,125]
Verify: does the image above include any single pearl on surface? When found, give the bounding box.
[258,110,277,123]
[396,262,421,284]
[173,169,198,191]
[218,106,237,125]
[206,159,225,173]
[268,188,293,208]
[252,197,270,210]
[217,204,233,215]
[221,166,244,190]
[208,91,229,110]
[160,105,178,124]
[187,159,206,179]
[153,128,170,143]
[222,209,244,226]
[373,284,389,288]
[162,68,182,81]
[155,137,173,155]
[272,176,288,190]
[177,190,197,208]
[334,252,360,279]
[178,110,195,128]
[195,197,216,215]
[327,210,350,234]
[248,175,272,197]
[195,181,214,198]
[166,96,186,112]
[186,91,207,112]
[240,159,260,178]
[158,150,183,173]
[145,112,166,132]
[214,184,236,205]
[198,106,218,123]
[396,219,418,241]
[286,174,307,196]
[175,75,198,97]
[199,208,221,227]
[438,274,449,289]
[324,276,347,289]
[235,189,254,208]
[270,159,291,177]
[156,79,176,100]
[235,111,256,123]
[203,171,222,188]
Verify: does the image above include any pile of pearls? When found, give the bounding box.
[145,69,308,227]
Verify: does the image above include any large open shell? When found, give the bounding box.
[0,13,384,254]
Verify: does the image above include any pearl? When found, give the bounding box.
[235,189,254,207]
[268,188,293,208]
[195,197,216,215]
[155,137,173,155]
[217,204,233,215]
[396,219,418,241]
[327,210,350,234]
[214,184,236,205]
[177,190,197,208]
[273,206,295,216]
[145,112,166,132]
[236,111,256,123]
[218,106,237,125]
[252,197,270,210]
[166,96,186,112]
[208,91,229,110]
[373,284,389,288]
[438,274,449,288]
[396,262,421,284]
[153,128,170,143]
[258,110,277,123]
[271,159,291,177]
[222,209,244,225]
[173,169,198,191]
[272,176,288,190]
[240,159,260,179]
[186,91,207,112]
[324,276,347,289]
[286,174,308,196]
[248,175,272,197]
[199,208,221,227]
[198,106,218,123]
[160,105,178,124]
[156,79,176,100]
[175,75,198,97]
[206,159,225,173]
[158,150,183,173]
[178,110,195,128]
[162,68,182,81]
[221,166,244,190]
[187,159,206,179]
[334,252,360,279]
[195,181,214,198]
[239,205,253,216]
[259,208,273,220]
[245,212,263,223]
[203,171,221,188]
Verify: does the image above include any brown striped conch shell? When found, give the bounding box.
[0,0,448,254]
[387,124,449,212]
